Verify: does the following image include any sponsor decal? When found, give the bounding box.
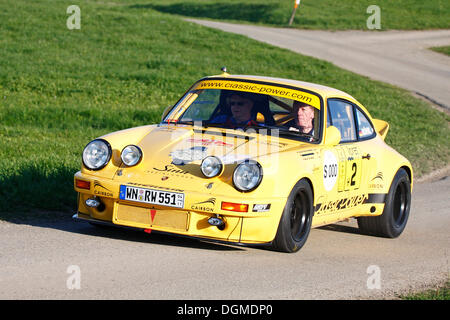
[315,194,369,214]
[369,172,384,189]
[335,146,362,192]
[193,80,321,110]
[252,204,271,212]
[94,181,111,191]
[371,172,384,181]
[93,181,113,197]
[187,138,233,148]
[151,164,190,175]
[323,150,338,191]
[315,193,387,215]
[191,198,216,212]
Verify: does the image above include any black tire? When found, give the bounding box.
[358,168,411,238]
[271,179,314,253]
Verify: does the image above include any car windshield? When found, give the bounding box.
[163,79,322,142]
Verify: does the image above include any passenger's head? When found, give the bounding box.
[293,101,315,129]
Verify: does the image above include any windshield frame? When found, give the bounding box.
[161,77,324,144]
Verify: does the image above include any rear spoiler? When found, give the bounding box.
[372,119,389,140]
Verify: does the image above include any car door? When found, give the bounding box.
[328,99,364,190]
[352,105,382,201]
[323,98,372,216]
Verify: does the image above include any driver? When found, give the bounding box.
[210,92,259,126]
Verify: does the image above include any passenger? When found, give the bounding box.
[285,101,315,135]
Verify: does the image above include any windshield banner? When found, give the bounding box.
[193,79,321,110]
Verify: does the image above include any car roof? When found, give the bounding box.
[204,74,358,102]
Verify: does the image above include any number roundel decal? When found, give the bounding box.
[323,151,338,191]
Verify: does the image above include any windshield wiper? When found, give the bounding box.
[173,120,194,125]
[172,121,229,128]
[202,122,234,129]
[242,124,315,140]
[173,122,314,140]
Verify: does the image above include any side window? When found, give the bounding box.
[355,108,375,139]
[327,99,357,143]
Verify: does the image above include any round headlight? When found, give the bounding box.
[233,160,263,192]
[82,139,112,171]
[121,145,143,167]
[201,156,223,178]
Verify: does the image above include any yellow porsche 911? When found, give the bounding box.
[73,71,413,253]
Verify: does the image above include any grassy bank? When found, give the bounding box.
[144,0,450,30]
[431,46,450,56]
[401,280,450,300]
[0,0,449,217]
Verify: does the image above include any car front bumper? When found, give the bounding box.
[74,171,286,244]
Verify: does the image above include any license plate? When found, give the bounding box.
[119,185,184,209]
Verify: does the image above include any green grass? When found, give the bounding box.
[401,281,450,300]
[431,46,450,56]
[143,0,450,30]
[0,0,449,217]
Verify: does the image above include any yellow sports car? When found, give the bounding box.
[73,71,413,253]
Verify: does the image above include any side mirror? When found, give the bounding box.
[324,126,341,146]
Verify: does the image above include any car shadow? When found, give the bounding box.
[129,2,280,25]
[4,211,246,252]
[0,161,247,252]
[1,165,364,252]
[317,222,363,235]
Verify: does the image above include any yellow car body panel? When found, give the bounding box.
[74,74,413,248]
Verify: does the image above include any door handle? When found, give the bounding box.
[362,154,371,160]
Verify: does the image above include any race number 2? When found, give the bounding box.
[344,147,362,191]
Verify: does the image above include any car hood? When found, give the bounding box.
[111,125,307,194]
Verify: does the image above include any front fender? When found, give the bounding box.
[80,125,157,179]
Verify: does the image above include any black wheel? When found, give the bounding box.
[358,168,411,238]
[272,179,313,253]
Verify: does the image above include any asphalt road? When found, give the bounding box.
[0,175,448,299]
[187,19,450,111]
